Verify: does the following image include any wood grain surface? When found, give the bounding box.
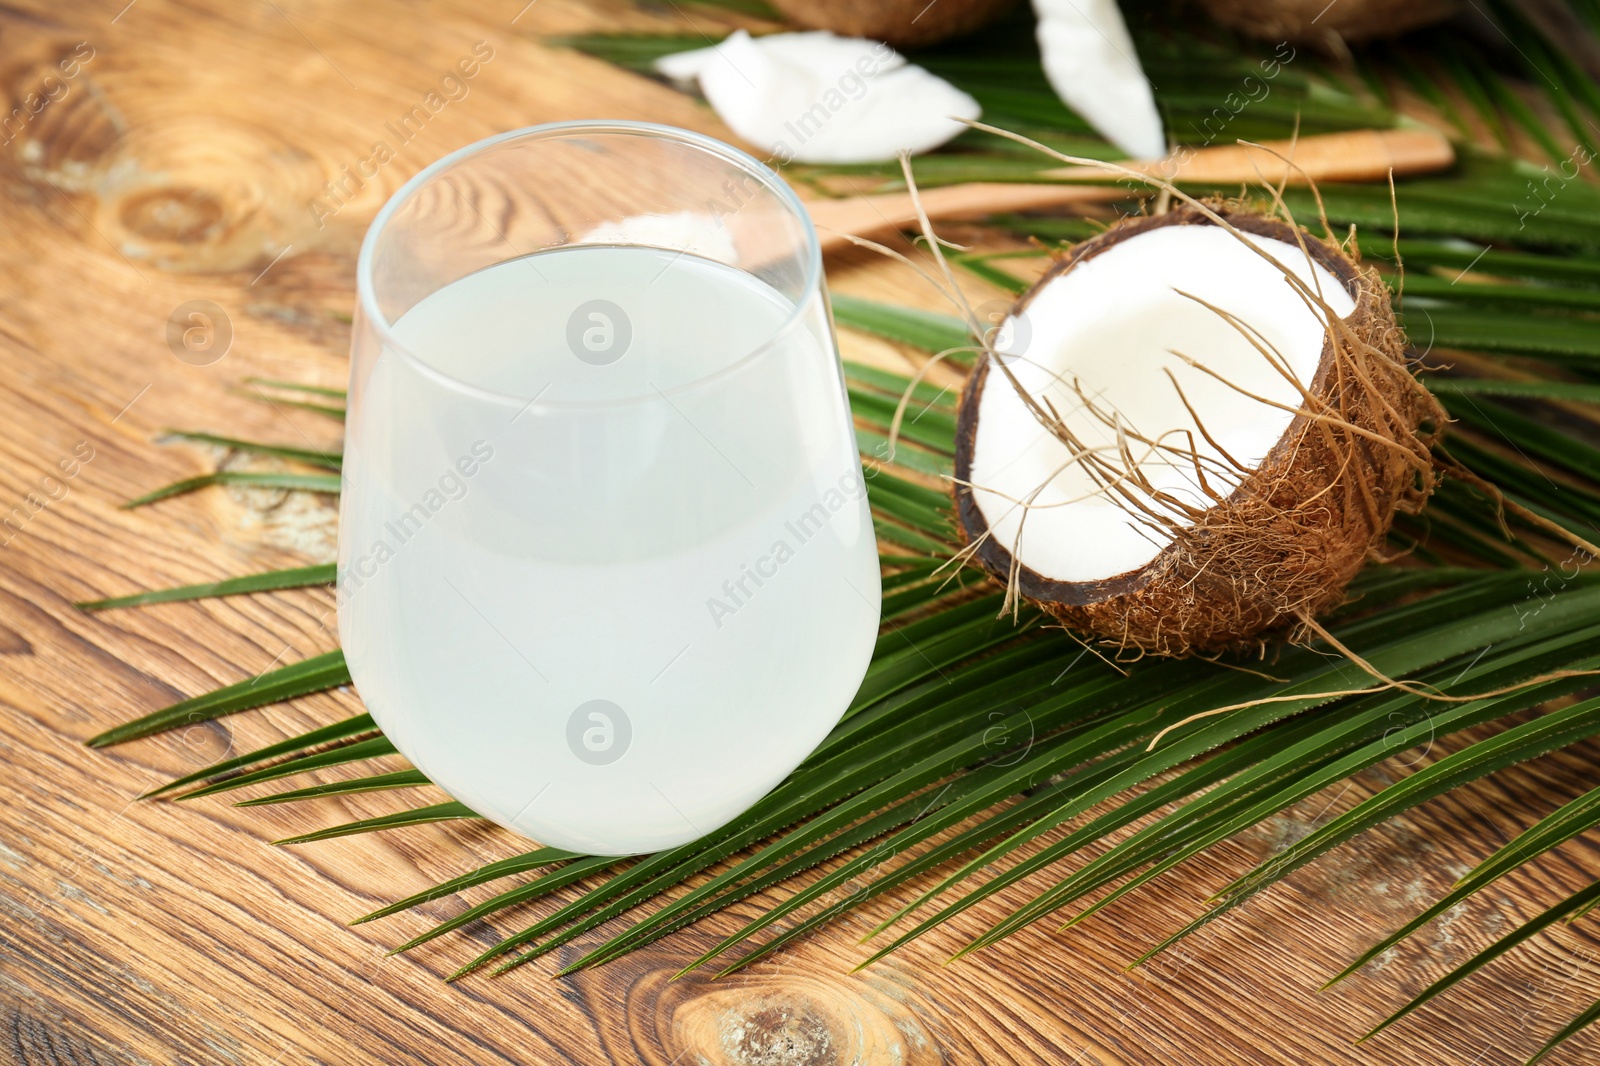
[1,2,1599,1064]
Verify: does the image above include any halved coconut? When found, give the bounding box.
[953,205,1440,655]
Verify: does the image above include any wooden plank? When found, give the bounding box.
[1,1,1598,1063]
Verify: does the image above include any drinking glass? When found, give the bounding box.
[338,121,881,856]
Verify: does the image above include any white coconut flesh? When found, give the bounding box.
[1032,0,1165,159]
[653,30,980,164]
[969,224,1358,586]
[584,211,740,265]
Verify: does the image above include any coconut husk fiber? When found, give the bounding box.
[952,204,1444,657]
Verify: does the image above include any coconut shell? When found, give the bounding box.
[766,0,1016,49]
[953,205,1442,656]
[1195,0,1459,44]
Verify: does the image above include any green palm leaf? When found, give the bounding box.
[1137,689,1600,968]
[87,649,350,747]
[242,377,347,399]
[1327,781,1600,987]
[1428,378,1600,405]
[350,846,579,925]
[77,564,336,611]
[273,801,477,845]
[235,769,430,806]
[1528,997,1600,1064]
[123,471,342,508]
[1364,877,1600,1041]
[161,430,341,471]
[233,379,347,419]
[830,295,972,358]
[177,735,399,800]
[143,713,376,798]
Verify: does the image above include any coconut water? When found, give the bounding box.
[338,246,881,856]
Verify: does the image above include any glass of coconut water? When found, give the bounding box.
[339,121,881,856]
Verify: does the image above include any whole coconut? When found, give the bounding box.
[1196,0,1460,44]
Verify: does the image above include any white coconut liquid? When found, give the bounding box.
[338,246,881,856]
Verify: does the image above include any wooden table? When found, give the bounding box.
[2,1,1599,1062]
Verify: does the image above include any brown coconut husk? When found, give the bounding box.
[952,203,1444,657]
[1195,0,1460,45]
[766,0,1017,48]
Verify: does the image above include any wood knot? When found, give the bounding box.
[84,116,325,273]
[9,88,326,275]
[117,186,226,244]
[559,954,947,1066]
[720,996,837,1066]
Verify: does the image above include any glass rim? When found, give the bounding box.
[355,119,825,412]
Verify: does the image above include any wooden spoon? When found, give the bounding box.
[804,127,1454,255]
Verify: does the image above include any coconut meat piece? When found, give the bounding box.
[969,224,1357,585]
[584,211,740,265]
[1032,0,1165,159]
[652,30,981,164]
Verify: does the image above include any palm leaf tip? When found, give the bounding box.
[1361,877,1600,1044]
[75,563,337,612]
[140,712,377,799]
[270,800,476,845]
[241,377,348,399]
[85,648,350,748]
[158,429,342,471]
[176,736,400,802]
[233,768,430,807]
[442,959,481,983]
[491,952,537,978]
[1526,998,1600,1065]
[121,471,341,509]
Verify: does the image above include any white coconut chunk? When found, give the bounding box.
[653,44,717,86]
[655,30,981,165]
[969,224,1356,584]
[584,211,739,265]
[1033,0,1166,159]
